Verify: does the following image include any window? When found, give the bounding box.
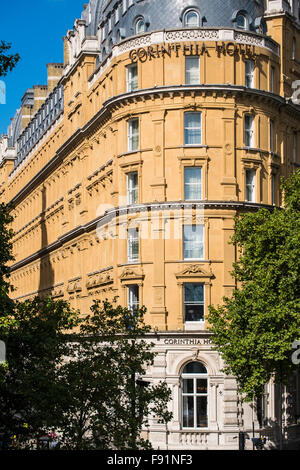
[128,228,139,262]
[236,13,247,29]
[184,167,202,200]
[271,174,275,205]
[182,361,208,428]
[293,132,297,163]
[244,114,254,147]
[183,284,205,323]
[127,63,138,92]
[108,16,112,32]
[129,0,134,6]
[245,60,254,88]
[184,112,202,145]
[128,118,139,151]
[115,6,119,24]
[270,119,274,152]
[102,24,106,41]
[184,10,200,27]
[128,285,139,311]
[127,171,138,204]
[122,0,127,14]
[270,66,275,93]
[185,56,200,85]
[246,169,256,202]
[183,225,204,260]
[292,38,296,60]
[135,18,145,34]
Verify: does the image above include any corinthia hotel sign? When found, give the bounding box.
[129,42,257,63]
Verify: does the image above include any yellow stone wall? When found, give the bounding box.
[2,14,300,331]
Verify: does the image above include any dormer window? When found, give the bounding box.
[184,10,200,27]
[236,13,247,30]
[135,17,145,34]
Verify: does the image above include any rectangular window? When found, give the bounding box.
[183,225,204,260]
[183,283,205,322]
[184,112,202,145]
[127,171,138,204]
[185,56,200,85]
[108,16,112,32]
[127,63,138,92]
[244,114,254,147]
[115,6,119,24]
[246,169,256,202]
[184,167,202,200]
[122,0,127,14]
[270,119,274,152]
[128,228,139,262]
[293,132,297,163]
[128,285,139,311]
[102,24,106,41]
[245,60,254,88]
[271,174,275,205]
[270,66,275,93]
[128,118,139,151]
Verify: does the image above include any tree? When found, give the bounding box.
[0,41,19,77]
[55,300,172,450]
[207,170,300,401]
[0,297,80,447]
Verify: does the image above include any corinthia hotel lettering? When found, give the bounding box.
[0,0,299,450]
[129,42,257,62]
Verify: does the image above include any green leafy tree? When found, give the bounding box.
[55,300,172,450]
[208,170,300,400]
[0,297,80,447]
[0,41,19,77]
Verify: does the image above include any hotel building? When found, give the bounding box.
[0,0,300,449]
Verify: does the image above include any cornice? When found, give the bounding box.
[9,200,275,273]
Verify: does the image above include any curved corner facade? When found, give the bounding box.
[0,0,300,450]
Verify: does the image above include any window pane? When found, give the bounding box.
[183,379,194,394]
[184,284,204,303]
[127,172,138,204]
[197,379,207,394]
[185,304,204,322]
[185,57,199,85]
[128,285,139,311]
[185,11,199,27]
[183,362,207,374]
[246,170,255,202]
[128,119,139,151]
[183,225,204,259]
[184,167,202,200]
[183,396,194,427]
[128,228,139,261]
[184,113,202,145]
[197,396,208,427]
[127,64,138,92]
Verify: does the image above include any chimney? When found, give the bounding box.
[47,63,64,92]
[21,89,34,129]
[33,85,48,113]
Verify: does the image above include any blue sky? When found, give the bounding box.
[0,0,85,134]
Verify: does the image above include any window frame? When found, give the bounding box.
[127,118,139,152]
[127,171,138,205]
[181,361,208,429]
[236,13,247,30]
[126,63,138,92]
[245,168,256,202]
[244,114,254,148]
[128,284,139,311]
[184,112,202,146]
[245,60,254,88]
[135,17,146,34]
[185,56,200,85]
[183,283,205,323]
[184,166,202,200]
[127,227,139,262]
[183,9,200,28]
[183,224,204,260]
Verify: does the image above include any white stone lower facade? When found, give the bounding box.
[143,332,300,450]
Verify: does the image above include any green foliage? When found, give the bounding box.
[0,41,19,77]
[55,300,172,450]
[208,170,300,400]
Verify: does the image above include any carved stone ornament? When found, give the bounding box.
[176,264,214,279]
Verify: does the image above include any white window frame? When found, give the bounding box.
[236,13,247,30]
[135,17,146,34]
[183,225,204,260]
[185,56,200,85]
[127,63,138,92]
[181,361,208,429]
[183,9,200,28]
[127,118,139,152]
[244,114,254,148]
[184,112,202,146]
[245,169,256,202]
[127,228,139,262]
[184,167,202,200]
[127,171,138,205]
[183,284,205,323]
[245,60,254,88]
[128,284,139,311]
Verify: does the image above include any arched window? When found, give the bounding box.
[184,10,200,28]
[236,13,247,29]
[135,17,146,34]
[182,361,208,428]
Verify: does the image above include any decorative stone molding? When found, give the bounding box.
[67,277,82,294]
[119,266,145,283]
[176,264,214,279]
[86,268,114,289]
